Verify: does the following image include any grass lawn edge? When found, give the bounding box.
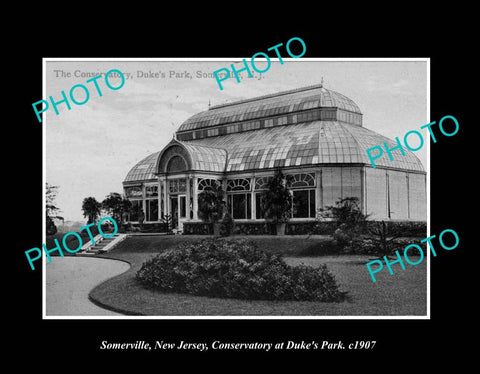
[85,255,147,316]
[85,236,427,317]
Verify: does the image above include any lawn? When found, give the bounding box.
[88,235,427,317]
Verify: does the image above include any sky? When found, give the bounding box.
[44,59,428,222]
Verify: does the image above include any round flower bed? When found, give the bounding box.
[136,238,345,302]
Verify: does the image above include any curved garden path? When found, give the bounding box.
[45,256,130,317]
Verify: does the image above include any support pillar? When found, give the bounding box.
[142,184,147,220]
[186,175,192,220]
[316,169,322,211]
[158,178,163,220]
[192,176,198,220]
[163,176,168,216]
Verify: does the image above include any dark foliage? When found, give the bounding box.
[260,169,293,224]
[219,213,234,237]
[136,239,346,302]
[197,183,225,223]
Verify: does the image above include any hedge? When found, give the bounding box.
[182,220,426,237]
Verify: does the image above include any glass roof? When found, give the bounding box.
[123,151,160,183]
[123,121,424,184]
[189,121,424,172]
[177,84,362,133]
[123,143,227,184]
[182,143,227,172]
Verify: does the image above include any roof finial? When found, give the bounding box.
[320,76,324,87]
[208,99,211,109]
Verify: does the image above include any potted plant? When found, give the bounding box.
[260,169,292,235]
[197,182,226,236]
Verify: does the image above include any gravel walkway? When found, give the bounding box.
[45,256,130,317]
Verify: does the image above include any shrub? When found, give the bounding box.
[219,213,234,237]
[183,222,212,235]
[135,239,345,302]
[341,235,427,256]
[289,220,337,235]
[368,221,426,237]
[234,222,274,235]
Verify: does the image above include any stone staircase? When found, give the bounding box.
[81,233,126,255]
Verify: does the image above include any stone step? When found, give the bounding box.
[82,234,126,254]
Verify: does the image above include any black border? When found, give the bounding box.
[14,25,469,364]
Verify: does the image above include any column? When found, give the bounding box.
[163,176,168,216]
[251,176,256,220]
[142,184,147,219]
[361,167,367,215]
[221,179,228,219]
[186,174,191,220]
[386,170,390,219]
[316,169,322,211]
[406,173,410,219]
[158,178,162,220]
[192,176,198,220]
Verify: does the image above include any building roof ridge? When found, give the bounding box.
[209,83,325,110]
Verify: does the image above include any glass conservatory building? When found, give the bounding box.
[123,84,426,230]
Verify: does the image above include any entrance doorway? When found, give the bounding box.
[169,194,187,231]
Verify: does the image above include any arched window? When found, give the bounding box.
[254,176,273,191]
[253,173,317,219]
[227,178,251,191]
[166,155,187,172]
[290,173,316,218]
[198,178,221,191]
[226,178,251,219]
[290,173,315,188]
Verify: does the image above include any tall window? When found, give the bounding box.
[292,190,316,218]
[290,173,316,218]
[254,176,272,219]
[129,200,142,221]
[146,199,158,221]
[145,185,159,221]
[255,194,265,219]
[227,194,251,219]
[254,173,316,219]
[226,178,251,219]
[179,195,186,218]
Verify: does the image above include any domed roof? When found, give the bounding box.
[123,119,424,185]
[123,151,160,183]
[123,84,424,185]
[123,141,228,184]
[155,140,227,174]
[188,120,425,172]
[177,84,362,133]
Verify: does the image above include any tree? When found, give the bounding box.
[197,182,225,224]
[366,220,404,258]
[46,215,57,236]
[261,169,292,223]
[259,169,293,235]
[327,197,368,244]
[102,192,131,224]
[325,198,400,257]
[330,197,368,230]
[81,196,102,224]
[46,183,63,235]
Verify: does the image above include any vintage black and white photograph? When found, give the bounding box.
[43,58,429,318]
